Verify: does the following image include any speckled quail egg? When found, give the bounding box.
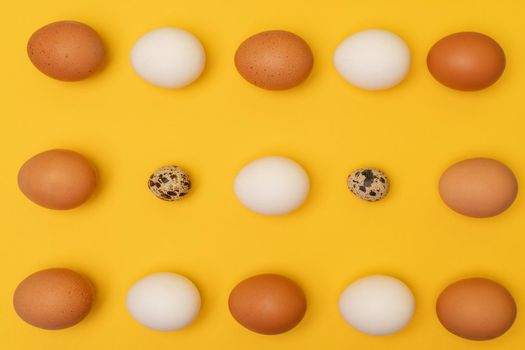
[347,168,389,201]
[148,166,191,201]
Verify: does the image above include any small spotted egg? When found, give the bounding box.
[148,166,191,201]
[347,168,389,202]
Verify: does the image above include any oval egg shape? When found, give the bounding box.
[228,273,307,335]
[235,30,314,90]
[18,149,97,210]
[13,268,95,330]
[439,158,517,217]
[27,21,105,81]
[437,277,517,340]
[427,32,505,91]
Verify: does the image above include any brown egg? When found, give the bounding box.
[427,32,505,91]
[18,149,97,210]
[439,158,518,218]
[437,278,516,340]
[234,30,314,90]
[27,21,105,81]
[13,268,95,330]
[228,273,307,334]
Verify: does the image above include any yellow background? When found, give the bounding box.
[1,0,524,349]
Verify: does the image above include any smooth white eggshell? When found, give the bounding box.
[338,275,415,336]
[126,272,201,331]
[131,28,206,88]
[333,29,411,90]
[234,156,310,215]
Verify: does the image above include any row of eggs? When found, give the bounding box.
[28,21,506,91]
[17,149,518,218]
[13,268,517,341]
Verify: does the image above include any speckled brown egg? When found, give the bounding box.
[228,273,307,335]
[439,158,518,218]
[27,21,105,81]
[347,168,389,201]
[234,30,314,90]
[13,268,95,330]
[437,278,516,340]
[148,166,191,201]
[18,149,97,210]
[427,32,505,91]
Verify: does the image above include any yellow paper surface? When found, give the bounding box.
[1,0,524,349]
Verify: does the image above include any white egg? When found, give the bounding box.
[333,29,411,90]
[234,156,310,215]
[130,28,206,88]
[338,275,415,336]
[126,272,201,331]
